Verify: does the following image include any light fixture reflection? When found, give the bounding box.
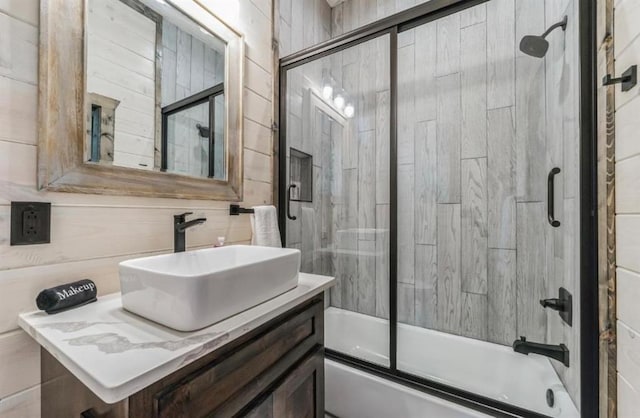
[334,94,345,110]
[344,104,355,118]
[322,85,333,100]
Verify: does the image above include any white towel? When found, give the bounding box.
[250,205,282,248]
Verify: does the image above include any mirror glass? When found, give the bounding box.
[85,0,226,179]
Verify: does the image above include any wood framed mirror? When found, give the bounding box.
[38,0,244,200]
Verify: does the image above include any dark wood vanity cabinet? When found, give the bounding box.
[42,297,325,418]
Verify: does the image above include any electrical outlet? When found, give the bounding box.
[10,202,51,245]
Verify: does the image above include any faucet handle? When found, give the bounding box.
[540,298,563,310]
[174,212,193,222]
[540,287,573,326]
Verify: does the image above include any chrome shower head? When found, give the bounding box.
[519,15,568,58]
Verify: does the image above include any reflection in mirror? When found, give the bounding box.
[86,0,226,179]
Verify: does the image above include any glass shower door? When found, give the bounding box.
[280,0,585,415]
[283,34,391,367]
[395,1,581,416]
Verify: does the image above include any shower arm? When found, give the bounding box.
[540,16,568,39]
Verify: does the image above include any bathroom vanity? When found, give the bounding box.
[19,273,334,417]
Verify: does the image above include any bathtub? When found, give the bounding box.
[324,307,579,418]
[326,359,492,418]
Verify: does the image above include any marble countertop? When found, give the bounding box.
[18,273,335,404]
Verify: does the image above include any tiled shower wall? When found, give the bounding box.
[327,37,391,319]
[285,93,342,273]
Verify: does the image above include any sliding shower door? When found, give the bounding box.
[281,0,587,415]
[283,35,392,367]
[395,1,581,415]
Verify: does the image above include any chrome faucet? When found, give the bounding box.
[174,212,207,253]
[512,337,570,367]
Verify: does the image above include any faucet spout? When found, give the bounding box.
[512,337,570,367]
[175,218,207,233]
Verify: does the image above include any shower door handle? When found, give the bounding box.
[287,184,297,221]
[547,167,561,227]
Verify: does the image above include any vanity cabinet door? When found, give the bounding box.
[241,348,324,418]
[272,348,324,418]
[244,395,274,418]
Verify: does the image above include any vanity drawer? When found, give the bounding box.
[138,298,324,418]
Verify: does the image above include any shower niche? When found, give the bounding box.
[289,148,313,202]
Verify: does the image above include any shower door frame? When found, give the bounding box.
[277,0,599,416]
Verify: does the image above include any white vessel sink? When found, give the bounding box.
[119,245,300,331]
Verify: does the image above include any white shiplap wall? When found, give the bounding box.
[614,0,640,416]
[0,0,274,416]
